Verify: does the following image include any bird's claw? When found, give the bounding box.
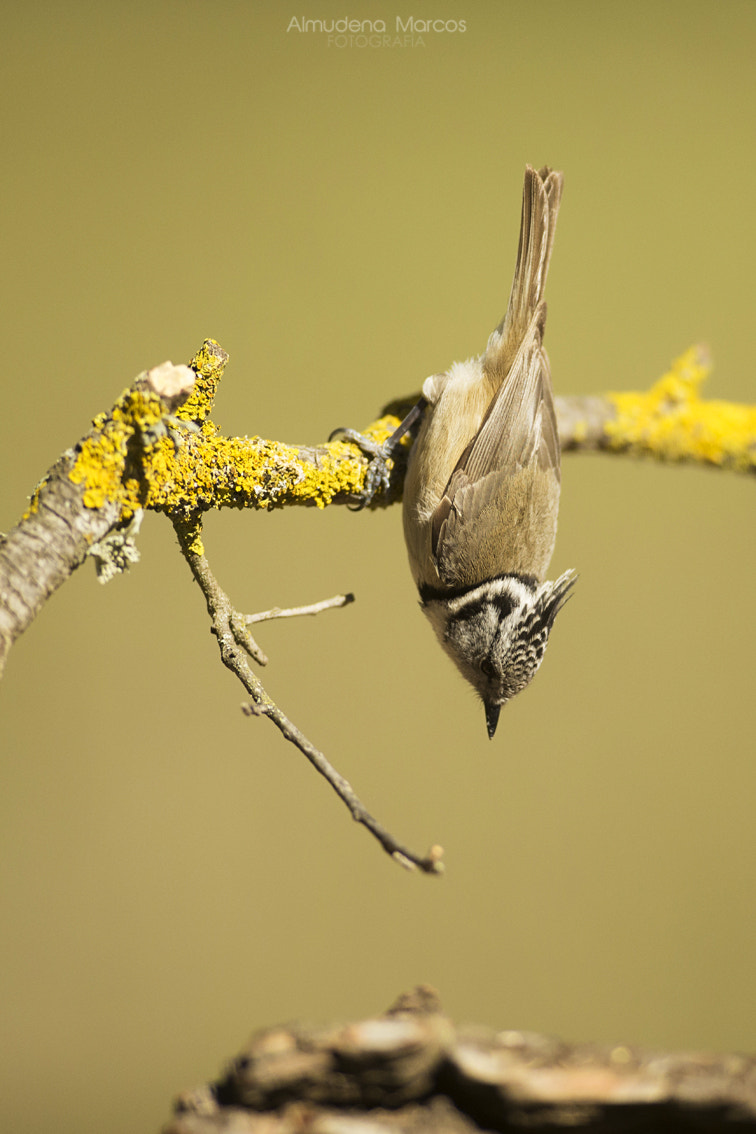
[329,428,394,510]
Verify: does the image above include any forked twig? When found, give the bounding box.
[172,517,444,875]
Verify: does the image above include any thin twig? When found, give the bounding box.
[172,517,443,875]
[245,593,355,624]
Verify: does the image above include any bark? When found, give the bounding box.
[165,988,756,1133]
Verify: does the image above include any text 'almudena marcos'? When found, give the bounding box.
[286,16,467,34]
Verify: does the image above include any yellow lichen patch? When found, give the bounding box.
[174,513,205,556]
[59,322,405,522]
[606,346,756,471]
[176,339,228,426]
[357,414,406,448]
[68,387,171,517]
[143,413,407,516]
[23,475,48,518]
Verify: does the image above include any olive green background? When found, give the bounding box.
[1,3,755,1132]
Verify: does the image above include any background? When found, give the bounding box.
[1,3,754,1131]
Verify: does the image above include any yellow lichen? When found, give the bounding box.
[61,332,408,521]
[23,475,48,518]
[176,339,228,426]
[26,334,756,537]
[63,340,223,520]
[68,387,169,518]
[143,413,406,516]
[175,513,205,556]
[606,345,756,471]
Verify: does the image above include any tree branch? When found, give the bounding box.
[1,338,751,863]
[1,339,752,677]
[172,515,445,875]
[556,344,756,470]
[165,987,756,1132]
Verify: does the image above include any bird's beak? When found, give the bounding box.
[485,701,501,740]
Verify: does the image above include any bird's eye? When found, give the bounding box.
[480,658,496,679]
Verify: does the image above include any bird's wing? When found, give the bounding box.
[430,307,560,582]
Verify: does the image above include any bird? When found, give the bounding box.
[334,165,575,738]
[397,165,575,737]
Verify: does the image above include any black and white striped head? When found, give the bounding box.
[423,569,576,738]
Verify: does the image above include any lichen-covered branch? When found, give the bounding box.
[1,339,753,676]
[557,345,756,471]
[0,347,221,675]
[0,340,388,673]
[0,452,124,676]
[58,341,756,534]
[61,338,407,525]
[165,987,756,1132]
